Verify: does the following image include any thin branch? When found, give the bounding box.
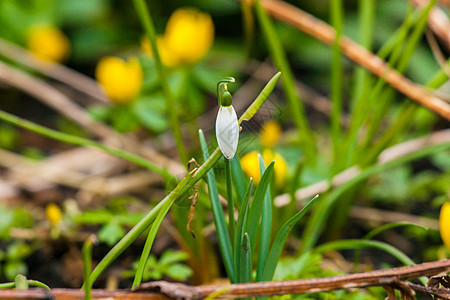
[2,260,449,299]
[258,0,450,119]
[274,129,450,206]
[0,61,116,139]
[408,0,450,49]
[0,61,185,175]
[0,37,109,103]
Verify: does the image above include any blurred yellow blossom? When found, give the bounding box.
[45,203,62,226]
[260,121,281,148]
[27,25,70,62]
[440,202,450,249]
[142,36,181,68]
[241,149,287,187]
[95,56,143,104]
[142,8,214,67]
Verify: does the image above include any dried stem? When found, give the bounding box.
[0,37,108,103]
[275,128,450,206]
[258,0,450,119]
[408,0,450,49]
[0,61,185,175]
[4,259,448,299]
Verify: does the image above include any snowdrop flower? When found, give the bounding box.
[216,78,239,159]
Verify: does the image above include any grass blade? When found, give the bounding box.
[254,0,315,159]
[246,161,275,253]
[234,179,253,283]
[330,0,344,173]
[199,130,236,283]
[354,222,428,271]
[231,156,247,206]
[262,195,319,281]
[239,233,252,285]
[133,169,196,288]
[314,239,426,285]
[239,71,281,124]
[256,156,272,281]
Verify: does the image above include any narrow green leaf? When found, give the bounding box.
[234,179,253,283]
[239,233,252,284]
[199,130,236,283]
[330,0,344,172]
[0,282,15,289]
[314,239,426,285]
[256,156,272,281]
[238,71,281,124]
[133,169,196,289]
[26,280,50,290]
[246,161,275,253]
[354,222,428,271]
[262,195,319,281]
[0,110,172,180]
[231,156,247,206]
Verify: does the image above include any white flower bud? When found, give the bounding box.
[216,105,239,159]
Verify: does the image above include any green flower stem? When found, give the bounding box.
[330,0,344,173]
[254,0,316,160]
[354,222,428,272]
[300,140,450,254]
[0,109,172,181]
[132,0,188,165]
[225,159,235,245]
[314,239,427,286]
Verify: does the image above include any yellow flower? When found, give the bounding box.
[141,36,181,68]
[142,8,214,67]
[45,203,62,226]
[240,149,287,188]
[95,56,143,104]
[27,25,70,62]
[440,202,450,249]
[260,121,281,148]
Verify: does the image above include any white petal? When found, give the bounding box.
[216,106,239,159]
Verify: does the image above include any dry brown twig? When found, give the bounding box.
[408,0,450,49]
[275,128,450,206]
[0,37,109,103]
[0,60,185,175]
[257,0,450,120]
[0,147,163,200]
[1,260,450,299]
